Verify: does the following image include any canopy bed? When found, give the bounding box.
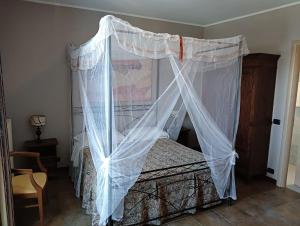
[73,137,220,225]
[69,15,248,226]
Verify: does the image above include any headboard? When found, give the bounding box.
[71,59,159,138]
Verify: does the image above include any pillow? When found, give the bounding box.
[73,129,125,146]
[123,127,169,139]
[72,130,125,167]
[160,130,170,139]
[73,132,89,147]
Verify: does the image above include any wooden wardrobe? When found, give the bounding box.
[235,53,280,180]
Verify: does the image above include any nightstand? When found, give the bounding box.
[24,138,59,178]
[177,127,190,147]
[177,127,201,151]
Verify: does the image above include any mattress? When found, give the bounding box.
[78,138,220,226]
[142,138,205,172]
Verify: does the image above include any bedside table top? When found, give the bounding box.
[24,138,58,148]
[180,127,190,133]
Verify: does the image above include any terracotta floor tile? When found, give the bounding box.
[194,209,231,226]
[213,203,252,224]
[236,179,275,200]
[15,169,300,226]
[246,188,300,211]
[264,199,300,226]
[165,215,202,226]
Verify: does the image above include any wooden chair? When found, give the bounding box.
[10,151,47,226]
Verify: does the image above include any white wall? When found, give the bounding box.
[204,4,300,180]
[0,0,203,167]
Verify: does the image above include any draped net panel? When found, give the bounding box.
[69,15,248,225]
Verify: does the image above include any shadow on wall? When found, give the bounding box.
[290,107,300,165]
[182,113,201,150]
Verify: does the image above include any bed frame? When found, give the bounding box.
[114,158,222,226]
[71,36,233,226]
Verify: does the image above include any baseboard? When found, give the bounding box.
[236,173,277,185]
[264,175,277,185]
[287,184,300,193]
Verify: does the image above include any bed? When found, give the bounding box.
[74,138,221,226]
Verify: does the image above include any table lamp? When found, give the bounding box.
[30,115,46,142]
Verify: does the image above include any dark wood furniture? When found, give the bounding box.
[177,127,201,151]
[10,151,47,226]
[24,138,59,177]
[235,53,280,180]
[177,127,190,146]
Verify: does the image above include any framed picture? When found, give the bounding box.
[112,59,158,106]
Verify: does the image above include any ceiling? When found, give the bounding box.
[27,0,300,26]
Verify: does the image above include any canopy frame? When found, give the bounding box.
[69,15,249,226]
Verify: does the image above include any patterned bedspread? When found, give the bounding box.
[76,139,220,225]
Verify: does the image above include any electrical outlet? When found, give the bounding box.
[273,119,280,125]
[267,168,274,174]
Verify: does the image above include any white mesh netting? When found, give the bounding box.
[69,15,249,225]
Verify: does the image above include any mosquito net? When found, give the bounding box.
[69,15,249,225]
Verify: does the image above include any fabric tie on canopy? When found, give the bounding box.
[69,15,249,225]
[230,150,239,165]
[179,36,184,62]
[101,157,110,172]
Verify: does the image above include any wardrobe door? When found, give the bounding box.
[236,53,279,180]
[236,65,255,177]
[250,64,277,177]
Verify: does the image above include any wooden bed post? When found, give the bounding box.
[227,55,243,207]
[227,166,233,206]
[107,35,114,226]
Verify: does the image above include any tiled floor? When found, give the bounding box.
[165,179,300,226]
[15,170,300,226]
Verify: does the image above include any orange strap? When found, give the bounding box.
[179,36,183,62]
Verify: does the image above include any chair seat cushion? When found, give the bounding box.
[12,172,47,195]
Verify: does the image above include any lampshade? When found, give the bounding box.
[30,115,46,127]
